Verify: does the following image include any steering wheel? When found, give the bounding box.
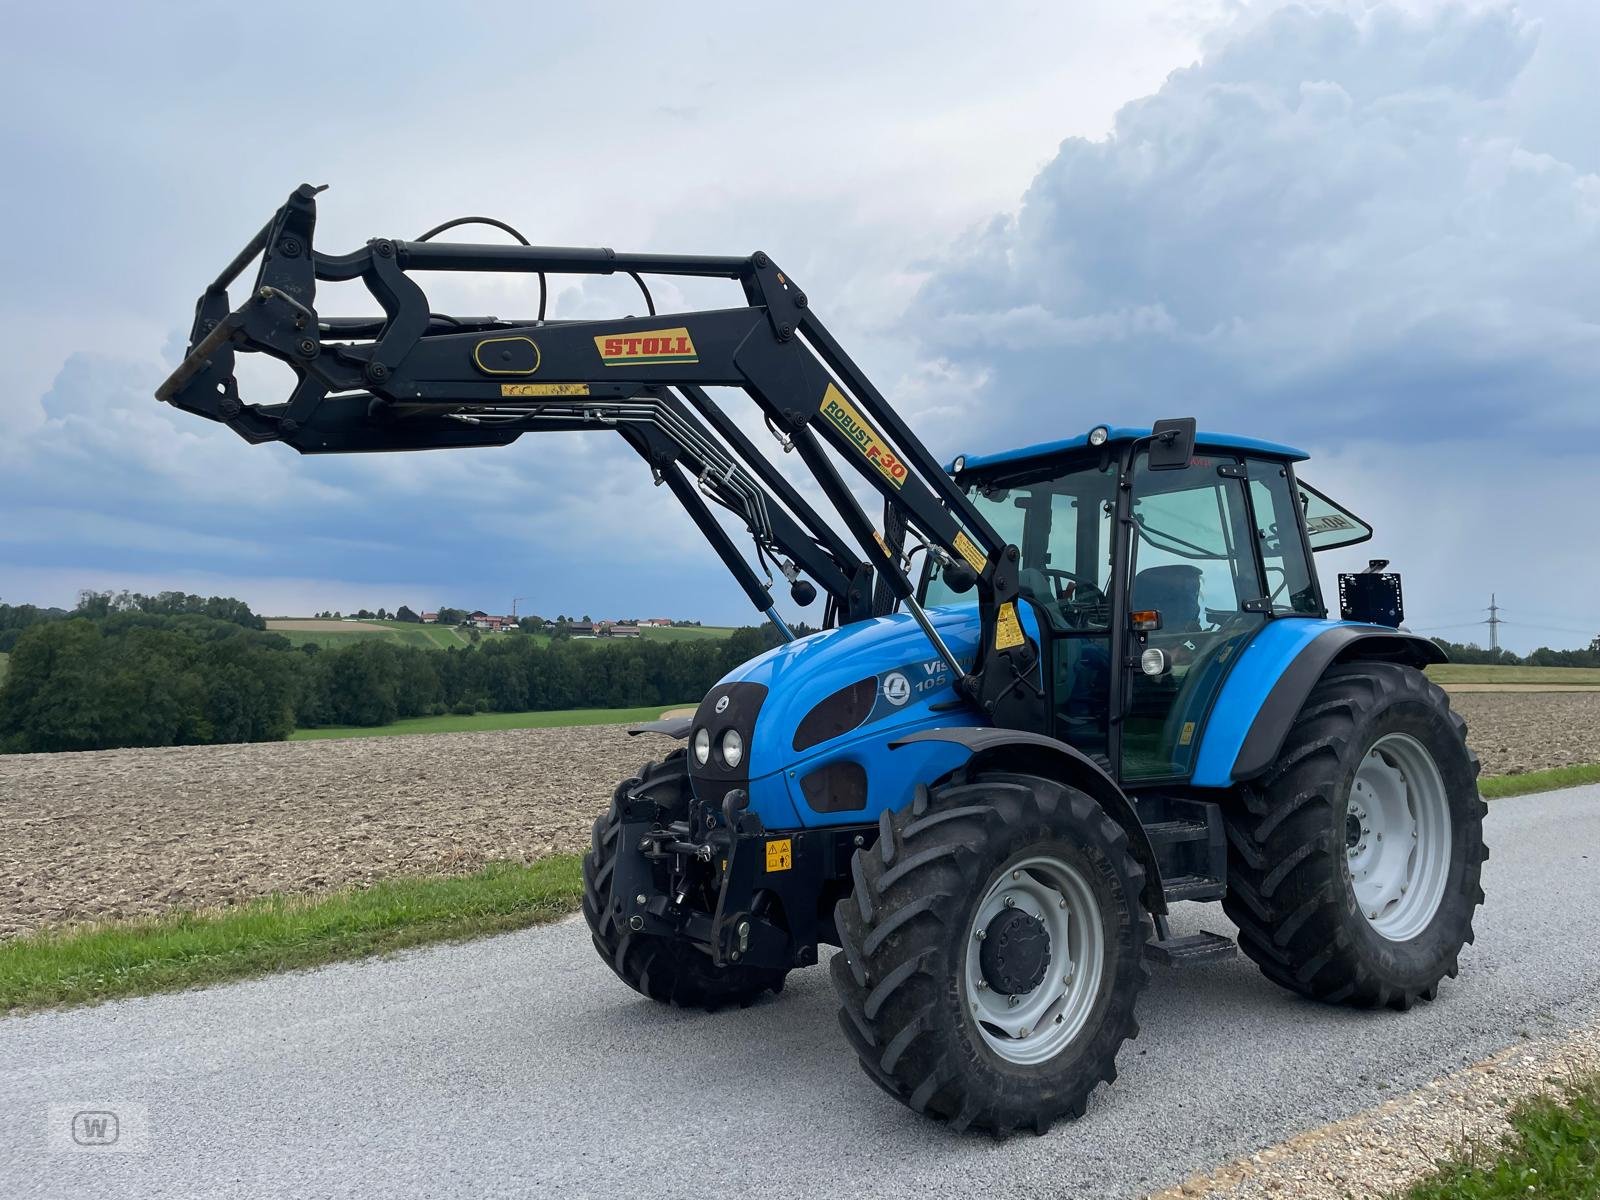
[1036,568,1108,629]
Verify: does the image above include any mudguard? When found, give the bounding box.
[889,727,1168,915]
[1190,621,1446,786]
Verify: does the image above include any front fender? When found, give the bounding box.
[1190,621,1445,786]
[890,727,1168,916]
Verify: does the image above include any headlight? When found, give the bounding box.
[1140,647,1171,676]
[720,729,744,769]
[1088,425,1110,447]
[693,727,711,765]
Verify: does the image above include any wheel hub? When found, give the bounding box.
[979,908,1051,995]
[1346,733,1453,941]
[963,856,1105,1067]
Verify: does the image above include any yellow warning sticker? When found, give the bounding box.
[995,602,1026,651]
[952,531,988,575]
[765,838,793,873]
[500,382,591,397]
[1179,721,1196,746]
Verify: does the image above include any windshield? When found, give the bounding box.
[923,458,1119,630]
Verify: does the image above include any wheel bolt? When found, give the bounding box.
[1004,896,1015,908]
[976,979,987,990]
[1012,870,1021,880]
[1017,1027,1029,1038]
[1058,898,1067,908]
[975,928,986,941]
[635,893,647,906]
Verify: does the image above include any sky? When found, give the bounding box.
[1,0,1595,653]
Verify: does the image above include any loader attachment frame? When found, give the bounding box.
[157,185,1043,728]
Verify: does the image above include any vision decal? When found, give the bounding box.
[819,383,909,488]
[593,326,697,366]
[500,383,590,397]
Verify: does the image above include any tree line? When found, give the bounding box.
[1429,637,1600,669]
[0,592,778,754]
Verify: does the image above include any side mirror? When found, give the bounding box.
[1147,417,1197,471]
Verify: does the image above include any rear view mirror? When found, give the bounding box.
[1148,417,1197,471]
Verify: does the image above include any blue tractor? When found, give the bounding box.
[160,186,1487,1135]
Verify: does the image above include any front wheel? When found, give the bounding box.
[1222,661,1487,1009]
[831,771,1150,1136]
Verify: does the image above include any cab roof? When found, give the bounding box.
[950,425,1309,474]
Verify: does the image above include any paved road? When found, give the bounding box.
[4,786,1598,1200]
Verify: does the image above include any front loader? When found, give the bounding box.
[158,186,1487,1135]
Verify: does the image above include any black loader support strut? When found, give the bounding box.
[157,184,1042,727]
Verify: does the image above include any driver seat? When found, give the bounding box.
[1131,564,1203,632]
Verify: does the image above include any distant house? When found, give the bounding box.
[467,611,515,631]
[604,623,641,638]
[568,621,597,637]
[640,618,674,627]
[420,612,439,624]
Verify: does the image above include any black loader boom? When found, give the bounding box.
[157,184,1043,729]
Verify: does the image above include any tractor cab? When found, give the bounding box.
[926,424,1373,784]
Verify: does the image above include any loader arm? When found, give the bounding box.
[157,184,1043,728]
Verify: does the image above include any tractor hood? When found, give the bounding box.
[686,604,1023,828]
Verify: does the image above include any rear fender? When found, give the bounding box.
[890,727,1167,915]
[1191,622,1446,786]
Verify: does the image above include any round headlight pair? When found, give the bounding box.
[692,726,744,769]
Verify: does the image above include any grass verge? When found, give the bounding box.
[1479,762,1600,799]
[290,702,690,740]
[0,857,583,1014]
[1398,1072,1600,1200]
[1426,663,1600,685]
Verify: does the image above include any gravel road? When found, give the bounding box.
[3,691,1596,940]
[3,785,1597,1200]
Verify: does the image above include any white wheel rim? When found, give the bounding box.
[1346,733,1452,941]
[962,854,1104,1066]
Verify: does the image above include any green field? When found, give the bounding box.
[266,619,734,652]
[266,619,490,650]
[291,702,689,741]
[1426,663,1600,685]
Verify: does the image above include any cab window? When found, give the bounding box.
[1246,459,1321,616]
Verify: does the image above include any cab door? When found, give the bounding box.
[1120,452,1267,783]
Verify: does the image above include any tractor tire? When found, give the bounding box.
[1221,661,1487,1010]
[581,752,787,1010]
[831,770,1150,1136]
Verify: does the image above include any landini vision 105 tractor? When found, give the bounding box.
[160,186,1487,1135]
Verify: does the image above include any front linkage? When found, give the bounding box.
[157,184,1042,732]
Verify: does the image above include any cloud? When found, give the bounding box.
[915,2,1600,453]
[908,1,1600,651]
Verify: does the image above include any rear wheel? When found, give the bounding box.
[581,752,787,1009]
[1222,662,1487,1009]
[831,770,1150,1135]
